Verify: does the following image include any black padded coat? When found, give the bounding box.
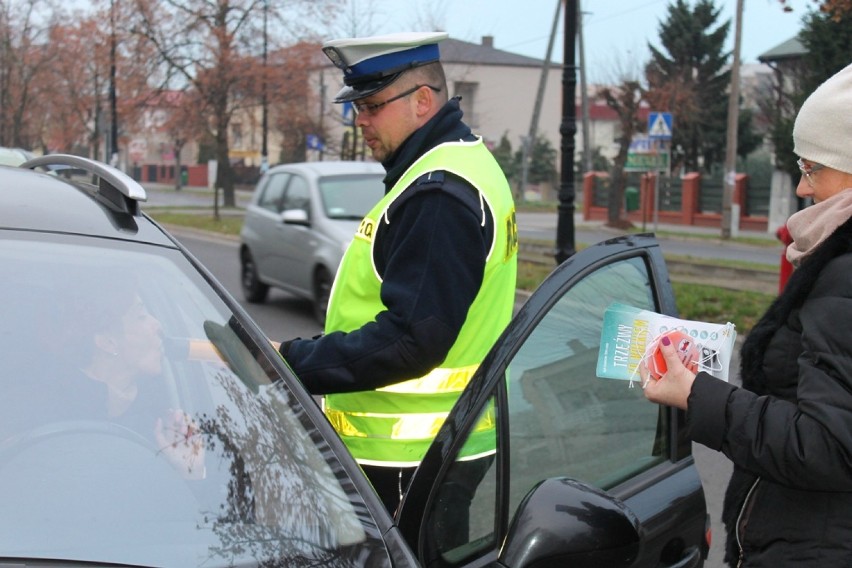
[687,215,852,567]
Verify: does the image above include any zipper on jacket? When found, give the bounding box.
[735,477,761,568]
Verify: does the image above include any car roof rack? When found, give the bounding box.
[20,154,147,216]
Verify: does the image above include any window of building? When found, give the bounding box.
[231,123,243,149]
[454,82,479,128]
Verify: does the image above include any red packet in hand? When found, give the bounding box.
[647,330,701,379]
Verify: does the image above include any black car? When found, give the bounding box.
[0,155,708,567]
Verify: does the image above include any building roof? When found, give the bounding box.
[439,36,546,67]
[758,36,806,63]
[584,103,651,121]
[311,35,549,70]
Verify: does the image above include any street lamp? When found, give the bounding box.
[261,0,269,172]
[555,0,578,264]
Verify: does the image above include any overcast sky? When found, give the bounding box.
[352,0,812,82]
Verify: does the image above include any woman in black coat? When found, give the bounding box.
[641,62,852,567]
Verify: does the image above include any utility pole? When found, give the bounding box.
[555,0,578,264]
[318,72,326,161]
[518,0,561,202]
[721,0,744,239]
[261,0,269,172]
[0,11,8,145]
[93,72,102,161]
[109,0,119,167]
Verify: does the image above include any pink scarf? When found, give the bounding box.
[786,188,852,266]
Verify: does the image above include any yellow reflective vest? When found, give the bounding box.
[323,138,518,467]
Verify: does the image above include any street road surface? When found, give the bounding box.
[180,232,323,341]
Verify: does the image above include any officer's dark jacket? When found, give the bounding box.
[282,98,493,395]
[688,215,852,566]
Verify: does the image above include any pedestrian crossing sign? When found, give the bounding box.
[648,112,673,139]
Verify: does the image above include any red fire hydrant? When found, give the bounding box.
[776,224,794,294]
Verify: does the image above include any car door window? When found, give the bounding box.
[282,175,310,216]
[504,257,665,514]
[422,400,499,566]
[258,173,289,212]
[421,255,668,566]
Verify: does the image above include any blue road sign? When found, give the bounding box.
[306,134,325,151]
[648,112,673,139]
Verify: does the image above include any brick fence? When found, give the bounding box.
[582,171,768,232]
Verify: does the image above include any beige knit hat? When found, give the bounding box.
[793,62,852,174]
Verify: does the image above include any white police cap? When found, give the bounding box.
[322,31,448,103]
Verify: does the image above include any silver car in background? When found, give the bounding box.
[0,147,35,167]
[239,161,385,324]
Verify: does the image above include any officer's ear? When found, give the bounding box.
[413,85,437,117]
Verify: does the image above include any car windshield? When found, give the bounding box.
[0,233,385,567]
[319,173,384,220]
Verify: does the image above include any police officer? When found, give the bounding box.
[279,32,518,515]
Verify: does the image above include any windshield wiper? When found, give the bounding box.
[328,214,364,220]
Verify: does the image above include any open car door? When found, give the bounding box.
[398,234,708,568]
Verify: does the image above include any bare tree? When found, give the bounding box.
[39,18,106,155]
[130,0,333,207]
[333,0,385,37]
[409,0,448,31]
[267,41,325,163]
[0,0,57,149]
[154,89,205,189]
[8,1,157,159]
[599,79,644,230]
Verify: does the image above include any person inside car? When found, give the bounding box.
[51,273,206,480]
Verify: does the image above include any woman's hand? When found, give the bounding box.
[640,335,697,410]
[155,409,206,480]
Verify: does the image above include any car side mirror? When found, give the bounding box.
[500,477,641,568]
[281,209,309,225]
